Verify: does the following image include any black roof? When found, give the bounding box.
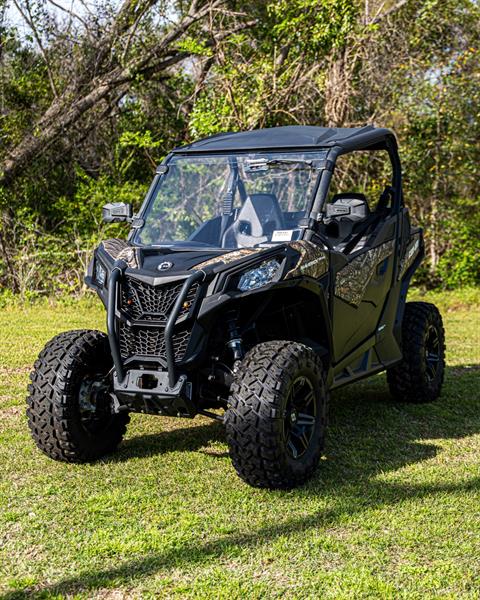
[173,125,396,154]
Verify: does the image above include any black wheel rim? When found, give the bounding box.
[78,375,113,434]
[283,376,317,460]
[425,325,440,382]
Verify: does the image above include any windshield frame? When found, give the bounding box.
[131,149,332,249]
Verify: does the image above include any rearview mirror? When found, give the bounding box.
[102,202,133,223]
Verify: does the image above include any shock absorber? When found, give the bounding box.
[226,312,244,372]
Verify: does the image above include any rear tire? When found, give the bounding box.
[225,341,328,489]
[27,329,129,462]
[387,302,445,403]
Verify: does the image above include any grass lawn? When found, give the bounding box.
[0,288,479,599]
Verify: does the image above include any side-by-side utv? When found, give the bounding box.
[27,125,445,489]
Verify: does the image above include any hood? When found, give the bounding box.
[98,239,270,277]
[87,238,330,306]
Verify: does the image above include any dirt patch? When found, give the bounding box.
[446,303,473,312]
[0,405,23,416]
[0,366,31,376]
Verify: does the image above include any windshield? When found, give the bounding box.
[134,151,328,249]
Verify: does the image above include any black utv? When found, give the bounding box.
[27,125,446,489]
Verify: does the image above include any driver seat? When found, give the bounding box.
[222,193,284,248]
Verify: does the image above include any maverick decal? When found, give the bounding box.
[192,247,267,271]
[398,232,421,280]
[285,241,329,279]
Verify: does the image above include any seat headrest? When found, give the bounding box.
[221,192,284,248]
[329,192,370,222]
[236,193,284,237]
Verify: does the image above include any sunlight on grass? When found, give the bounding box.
[0,289,479,598]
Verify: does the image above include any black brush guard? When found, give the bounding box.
[106,260,205,417]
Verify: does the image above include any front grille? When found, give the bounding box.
[118,276,198,363]
[119,323,190,362]
[121,277,199,322]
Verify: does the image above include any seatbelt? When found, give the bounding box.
[342,187,394,255]
[237,177,247,203]
[342,213,382,255]
[219,160,239,243]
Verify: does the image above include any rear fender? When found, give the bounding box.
[395,230,424,342]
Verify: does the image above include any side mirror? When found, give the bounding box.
[102,202,133,223]
[325,203,351,218]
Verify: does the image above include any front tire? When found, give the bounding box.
[225,341,328,489]
[27,329,129,462]
[387,302,445,403]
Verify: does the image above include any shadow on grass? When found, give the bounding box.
[3,365,480,599]
[111,420,226,462]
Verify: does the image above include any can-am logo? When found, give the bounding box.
[158,261,173,271]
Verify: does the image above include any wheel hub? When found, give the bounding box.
[78,376,112,433]
[284,376,317,460]
[425,324,440,382]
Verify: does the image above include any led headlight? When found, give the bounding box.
[94,260,107,287]
[238,259,282,292]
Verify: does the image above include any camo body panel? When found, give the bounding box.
[335,240,395,306]
[285,241,329,279]
[192,248,266,271]
[101,239,139,269]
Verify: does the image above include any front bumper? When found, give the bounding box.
[107,261,205,388]
[113,369,196,417]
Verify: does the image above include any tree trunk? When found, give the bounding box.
[324,47,354,127]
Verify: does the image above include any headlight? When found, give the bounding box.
[238,259,281,292]
[94,260,107,287]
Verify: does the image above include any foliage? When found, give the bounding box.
[0,0,479,295]
[435,204,480,288]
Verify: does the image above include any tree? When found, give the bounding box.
[0,0,250,186]
[0,0,254,293]
[0,0,478,295]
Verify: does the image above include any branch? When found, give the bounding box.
[12,0,59,97]
[136,18,256,81]
[126,0,225,75]
[46,0,89,29]
[371,0,409,24]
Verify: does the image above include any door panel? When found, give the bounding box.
[331,216,398,361]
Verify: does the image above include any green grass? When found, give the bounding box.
[0,289,479,599]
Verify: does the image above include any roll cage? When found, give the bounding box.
[128,126,403,248]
